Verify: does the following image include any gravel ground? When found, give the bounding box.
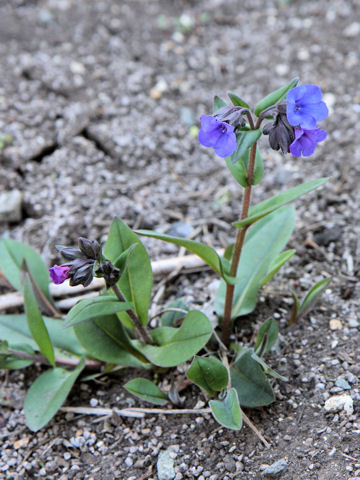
[0,0,359,479]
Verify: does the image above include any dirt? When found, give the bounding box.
[0,0,359,479]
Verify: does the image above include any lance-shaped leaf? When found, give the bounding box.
[216,206,295,319]
[124,378,168,405]
[24,358,85,431]
[209,388,242,430]
[230,350,275,407]
[74,314,149,367]
[260,249,296,287]
[64,295,133,327]
[227,92,250,109]
[23,273,55,366]
[187,356,228,396]
[251,351,288,382]
[254,318,278,355]
[0,239,51,300]
[234,178,328,230]
[138,310,212,367]
[136,230,229,279]
[104,218,152,326]
[290,278,331,324]
[226,137,263,187]
[254,77,299,117]
[213,95,227,112]
[161,298,189,327]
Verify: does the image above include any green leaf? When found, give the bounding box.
[254,318,278,355]
[24,358,85,431]
[0,314,86,357]
[136,230,229,279]
[209,388,242,430]
[113,243,138,271]
[74,314,148,367]
[187,356,228,396]
[251,352,288,382]
[227,92,250,109]
[64,295,133,327]
[225,142,264,188]
[0,357,33,369]
[260,249,296,287]
[230,350,275,407]
[289,290,300,324]
[216,206,296,319]
[213,96,227,112]
[161,299,189,327]
[234,178,328,229]
[298,278,331,320]
[254,77,299,117]
[24,274,55,366]
[104,218,153,326]
[0,239,51,300]
[138,310,212,367]
[124,378,168,405]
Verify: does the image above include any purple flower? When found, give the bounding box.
[198,115,237,158]
[286,84,328,130]
[289,127,327,157]
[49,265,71,284]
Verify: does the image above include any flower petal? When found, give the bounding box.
[213,131,237,158]
[200,115,220,132]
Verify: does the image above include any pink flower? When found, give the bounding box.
[49,265,70,284]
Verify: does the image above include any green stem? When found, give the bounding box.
[111,284,152,345]
[221,118,262,347]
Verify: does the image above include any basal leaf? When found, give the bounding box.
[254,318,278,355]
[230,350,274,407]
[254,77,299,117]
[24,274,55,366]
[104,218,152,326]
[251,352,288,382]
[209,388,242,430]
[234,178,328,230]
[187,356,228,396]
[161,299,189,327]
[24,358,85,431]
[64,295,133,327]
[139,310,212,367]
[124,378,168,405]
[298,278,331,319]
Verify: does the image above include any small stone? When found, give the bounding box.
[89,398,98,407]
[168,221,194,238]
[223,455,236,473]
[261,458,288,477]
[157,449,176,480]
[324,394,354,415]
[335,377,351,390]
[343,22,360,37]
[125,456,133,467]
[348,316,359,328]
[0,190,23,223]
[14,437,29,449]
[329,319,342,330]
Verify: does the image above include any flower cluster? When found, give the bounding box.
[198,83,328,159]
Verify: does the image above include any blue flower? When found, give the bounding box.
[289,127,327,157]
[286,84,328,130]
[198,115,237,158]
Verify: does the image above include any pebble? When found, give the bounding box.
[335,377,351,390]
[157,448,176,480]
[0,190,23,223]
[261,458,288,477]
[343,22,360,37]
[324,394,354,415]
[329,319,342,330]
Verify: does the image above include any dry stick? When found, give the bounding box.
[60,405,270,448]
[111,283,152,345]
[221,118,262,347]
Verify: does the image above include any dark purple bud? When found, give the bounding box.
[263,112,295,154]
[213,106,247,128]
[68,258,95,287]
[78,237,101,260]
[57,246,84,261]
[98,259,121,287]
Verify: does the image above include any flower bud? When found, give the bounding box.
[78,237,101,260]
[263,110,295,154]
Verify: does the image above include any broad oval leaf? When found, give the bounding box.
[209,388,242,430]
[24,357,85,431]
[230,350,274,407]
[0,239,51,300]
[136,230,229,279]
[234,178,328,230]
[74,314,149,367]
[254,77,299,117]
[216,206,296,319]
[124,378,168,405]
[227,92,250,109]
[24,274,55,366]
[104,218,153,326]
[187,356,228,396]
[254,318,278,355]
[139,310,212,367]
[64,296,133,327]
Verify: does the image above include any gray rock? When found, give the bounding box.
[168,221,194,238]
[0,190,23,223]
[157,449,176,480]
[261,458,288,477]
[223,455,237,473]
[335,377,351,390]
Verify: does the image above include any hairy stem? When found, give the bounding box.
[221,118,262,346]
[7,348,101,370]
[111,284,152,344]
